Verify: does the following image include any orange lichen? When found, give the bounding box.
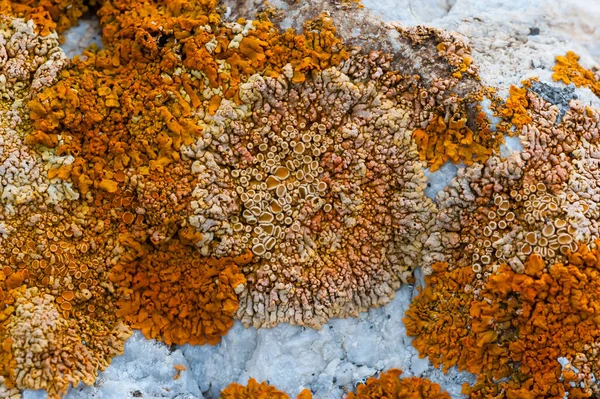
[346,369,451,399]
[0,0,88,35]
[109,239,250,346]
[500,85,533,130]
[553,51,600,97]
[219,378,312,399]
[0,285,130,398]
[406,240,600,398]
[218,371,450,399]
[173,364,186,380]
[27,0,347,202]
[412,109,496,171]
[7,0,600,397]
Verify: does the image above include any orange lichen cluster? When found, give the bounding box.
[219,378,312,399]
[7,0,600,396]
[0,0,88,35]
[553,51,600,97]
[0,14,136,398]
[398,27,504,171]
[0,282,130,398]
[412,108,496,171]
[406,241,600,398]
[109,240,249,345]
[218,371,451,399]
[346,369,451,399]
[26,0,348,196]
[500,85,533,129]
[16,0,353,353]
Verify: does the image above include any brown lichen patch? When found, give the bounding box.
[553,51,600,97]
[0,0,88,36]
[229,64,437,328]
[219,378,312,399]
[109,238,249,346]
[399,25,478,81]
[406,241,600,399]
[346,369,451,399]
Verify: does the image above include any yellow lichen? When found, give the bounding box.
[553,51,600,97]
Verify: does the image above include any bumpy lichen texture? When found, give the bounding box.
[0,0,89,35]
[347,369,451,399]
[1,286,129,398]
[0,15,131,399]
[407,245,600,399]
[24,0,491,332]
[553,51,600,97]
[109,242,249,346]
[407,81,600,397]
[4,0,600,396]
[232,64,437,328]
[22,0,355,342]
[219,371,451,399]
[219,378,312,399]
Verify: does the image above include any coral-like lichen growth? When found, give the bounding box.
[218,371,450,399]
[0,15,132,398]
[109,240,249,345]
[219,378,312,399]
[407,58,600,398]
[0,0,88,35]
[553,51,600,97]
[6,0,600,395]
[23,0,483,332]
[0,286,129,398]
[407,243,600,398]
[346,369,451,399]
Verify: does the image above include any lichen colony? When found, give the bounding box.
[0,0,599,398]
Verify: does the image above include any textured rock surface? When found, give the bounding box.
[19,0,600,398]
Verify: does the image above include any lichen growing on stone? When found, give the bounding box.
[1,0,599,396]
[347,369,451,399]
[109,240,249,345]
[219,378,312,399]
[406,78,600,398]
[19,0,484,333]
[553,51,600,97]
[407,244,600,399]
[218,370,451,399]
[0,285,130,398]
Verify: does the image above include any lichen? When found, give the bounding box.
[553,51,600,98]
[219,378,311,399]
[0,0,88,36]
[347,369,451,399]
